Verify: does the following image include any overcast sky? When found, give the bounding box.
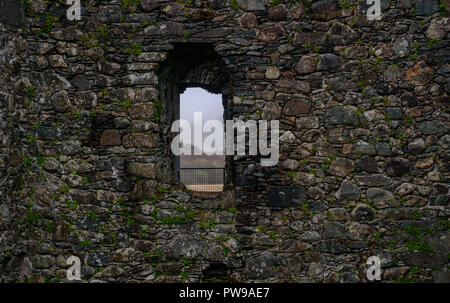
[180,87,224,153]
[180,87,224,123]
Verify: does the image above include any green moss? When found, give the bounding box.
[230,0,240,10]
[121,0,141,7]
[25,85,37,98]
[124,42,143,55]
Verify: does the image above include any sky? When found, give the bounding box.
[180,87,224,123]
[179,87,225,169]
[180,87,224,152]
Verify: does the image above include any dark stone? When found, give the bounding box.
[36,123,63,140]
[317,54,343,71]
[310,0,339,21]
[416,0,440,16]
[141,0,161,11]
[51,90,71,113]
[293,32,325,46]
[268,4,287,21]
[399,251,447,267]
[282,99,311,115]
[337,181,361,200]
[418,120,448,135]
[355,174,392,186]
[87,251,110,267]
[385,158,410,177]
[145,22,186,36]
[375,142,391,156]
[97,5,122,23]
[327,22,358,45]
[268,186,306,208]
[239,12,258,28]
[359,156,378,173]
[235,175,256,186]
[0,0,25,27]
[325,106,359,126]
[71,75,91,90]
[433,268,450,283]
[424,230,450,253]
[351,204,375,221]
[431,194,449,206]
[323,221,345,238]
[246,253,278,279]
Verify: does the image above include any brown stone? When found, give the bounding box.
[276,79,310,94]
[310,0,339,21]
[256,24,284,43]
[283,99,311,115]
[100,129,121,146]
[265,66,280,79]
[262,101,281,120]
[329,157,355,177]
[122,133,156,148]
[127,103,155,119]
[293,32,325,46]
[127,162,155,179]
[405,61,434,85]
[239,12,258,28]
[295,55,316,74]
[405,107,422,117]
[131,180,158,200]
[268,4,287,21]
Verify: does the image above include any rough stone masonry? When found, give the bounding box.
[0,0,449,283]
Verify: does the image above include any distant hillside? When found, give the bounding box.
[180,144,225,168]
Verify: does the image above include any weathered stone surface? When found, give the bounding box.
[327,23,358,44]
[355,174,392,186]
[123,133,156,148]
[317,54,343,71]
[131,180,157,200]
[385,158,410,177]
[351,203,375,221]
[405,61,434,85]
[310,0,339,21]
[367,188,395,208]
[353,140,376,155]
[265,66,280,79]
[268,4,287,21]
[276,79,310,94]
[256,24,284,43]
[418,120,448,135]
[127,103,155,119]
[328,157,355,177]
[336,181,361,200]
[416,0,441,16]
[393,36,410,57]
[127,162,155,179]
[345,46,368,60]
[328,208,349,221]
[282,99,311,115]
[295,55,316,74]
[100,129,121,146]
[246,253,278,279]
[51,90,71,113]
[239,12,258,28]
[0,0,25,27]
[268,186,305,208]
[0,0,448,284]
[325,106,359,126]
[87,251,110,267]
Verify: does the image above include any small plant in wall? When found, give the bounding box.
[124,42,143,55]
[121,0,141,7]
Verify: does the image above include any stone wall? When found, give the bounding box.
[0,0,449,283]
